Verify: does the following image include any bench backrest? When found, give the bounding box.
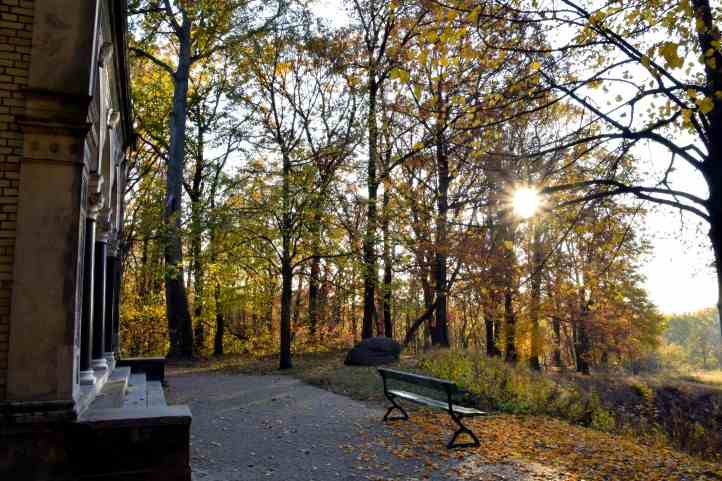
[378,367,457,394]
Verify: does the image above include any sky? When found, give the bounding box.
[309,0,718,315]
[637,161,717,314]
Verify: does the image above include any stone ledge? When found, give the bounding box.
[79,405,191,426]
[0,399,77,424]
[1,405,192,481]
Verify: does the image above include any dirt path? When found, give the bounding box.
[166,370,565,481]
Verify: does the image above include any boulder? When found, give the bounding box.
[344,336,402,366]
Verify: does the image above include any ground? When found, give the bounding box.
[168,370,567,481]
[166,354,722,481]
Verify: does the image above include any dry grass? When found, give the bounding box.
[680,370,722,386]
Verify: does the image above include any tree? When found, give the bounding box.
[238,14,358,368]
[347,0,429,339]
[491,0,722,335]
[129,0,281,358]
[665,308,722,369]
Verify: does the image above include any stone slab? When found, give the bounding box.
[122,373,147,408]
[85,367,131,411]
[78,405,192,426]
[147,381,167,407]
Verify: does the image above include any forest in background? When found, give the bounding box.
[120,0,722,377]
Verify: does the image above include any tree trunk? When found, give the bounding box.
[503,288,517,363]
[190,196,204,354]
[279,150,293,370]
[190,128,205,355]
[713,223,722,341]
[164,21,194,359]
[484,315,501,357]
[484,288,501,356]
[404,299,439,346]
[293,275,303,329]
[318,275,329,340]
[707,170,722,340]
[692,0,722,338]
[139,237,149,299]
[308,208,321,336]
[575,299,591,375]
[362,77,379,339]
[552,316,563,368]
[575,320,591,375]
[382,181,393,338]
[266,268,275,337]
[213,282,224,356]
[529,221,543,370]
[350,258,358,342]
[430,128,450,347]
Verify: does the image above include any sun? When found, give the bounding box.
[512,187,540,219]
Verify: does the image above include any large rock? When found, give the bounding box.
[344,336,402,366]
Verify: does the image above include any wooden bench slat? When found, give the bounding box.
[388,389,486,417]
[378,367,457,391]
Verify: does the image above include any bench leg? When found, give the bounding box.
[382,395,409,421]
[447,412,480,449]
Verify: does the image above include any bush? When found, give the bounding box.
[417,349,612,429]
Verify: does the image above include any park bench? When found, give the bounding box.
[377,367,486,449]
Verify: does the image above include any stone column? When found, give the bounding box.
[112,254,122,353]
[91,210,109,372]
[80,175,104,384]
[4,0,101,416]
[104,237,118,366]
[6,92,93,406]
[79,214,96,386]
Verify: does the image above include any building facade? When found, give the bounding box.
[0,1,190,479]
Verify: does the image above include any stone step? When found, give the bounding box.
[122,373,148,409]
[147,381,167,407]
[85,366,131,411]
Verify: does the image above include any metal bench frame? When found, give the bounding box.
[378,368,482,449]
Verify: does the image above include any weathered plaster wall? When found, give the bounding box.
[0,0,33,401]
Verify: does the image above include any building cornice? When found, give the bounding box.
[109,0,134,150]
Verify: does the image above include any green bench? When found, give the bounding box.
[377,367,486,449]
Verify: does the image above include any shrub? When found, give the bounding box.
[630,380,654,401]
[417,350,607,426]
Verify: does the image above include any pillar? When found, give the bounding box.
[79,214,96,386]
[91,217,109,372]
[6,92,94,405]
[104,238,118,366]
[112,254,122,353]
[81,175,105,383]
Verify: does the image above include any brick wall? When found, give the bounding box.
[0,0,32,401]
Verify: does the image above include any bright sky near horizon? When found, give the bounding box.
[310,0,719,315]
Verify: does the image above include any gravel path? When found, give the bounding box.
[166,371,566,481]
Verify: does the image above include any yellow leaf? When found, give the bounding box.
[697,96,714,114]
[659,42,683,69]
[390,68,410,83]
[467,6,481,24]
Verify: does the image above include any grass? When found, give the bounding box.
[680,369,722,386]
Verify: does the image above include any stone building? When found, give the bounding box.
[0,1,190,480]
